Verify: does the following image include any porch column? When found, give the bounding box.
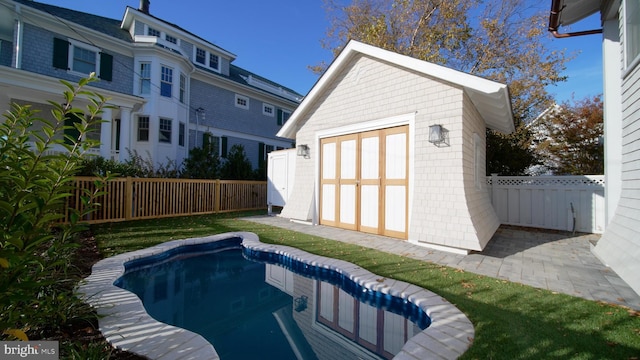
[119,107,132,162]
[99,107,112,158]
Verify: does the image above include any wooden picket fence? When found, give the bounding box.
[64,177,267,224]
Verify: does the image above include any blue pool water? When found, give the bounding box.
[115,238,430,360]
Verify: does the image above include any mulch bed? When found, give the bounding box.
[64,231,148,359]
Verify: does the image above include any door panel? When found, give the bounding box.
[320,140,337,226]
[360,132,380,234]
[319,126,408,239]
[338,137,358,230]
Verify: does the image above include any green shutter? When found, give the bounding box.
[277,109,283,126]
[221,136,228,158]
[258,142,265,168]
[202,133,211,149]
[52,38,69,70]
[99,53,113,81]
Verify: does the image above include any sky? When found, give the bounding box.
[35,0,603,104]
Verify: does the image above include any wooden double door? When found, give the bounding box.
[320,126,408,239]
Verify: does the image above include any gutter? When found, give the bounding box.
[548,0,603,38]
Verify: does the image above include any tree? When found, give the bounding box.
[220,144,254,180]
[534,95,604,175]
[317,0,570,174]
[181,146,221,179]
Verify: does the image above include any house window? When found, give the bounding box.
[72,46,96,74]
[178,122,185,147]
[235,94,249,109]
[277,109,290,126]
[140,62,151,94]
[161,65,173,97]
[53,38,113,80]
[159,118,172,143]
[196,48,206,65]
[203,134,227,157]
[179,73,186,103]
[138,116,149,141]
[263,103,274,117]
[625,0,640,68]
[209,53,219,71]
[165,34,177,44]
[147,27,160,37]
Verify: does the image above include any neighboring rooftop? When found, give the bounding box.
[10,0,302,102]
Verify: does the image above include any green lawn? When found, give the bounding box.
[92,211,640,360]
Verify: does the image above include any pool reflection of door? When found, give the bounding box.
[320,126,408,239]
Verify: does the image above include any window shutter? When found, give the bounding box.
[258,142,265,168]
[221,136,228,158]
[202,133,211,149]
[53,38,69,70]
[99,53,113,81]
[277,109,283,126]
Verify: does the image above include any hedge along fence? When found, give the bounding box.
[64,177,267,224]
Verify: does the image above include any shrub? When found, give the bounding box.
[0,76,111,343]
[220,144,254,180]
[180,146,221,179]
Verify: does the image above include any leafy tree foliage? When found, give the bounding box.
[0,76,110,343]
[181,146,221,179]
[220,144,254,180]
[534,95,604,175]
[316,0,570,174]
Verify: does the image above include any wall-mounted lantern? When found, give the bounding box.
[428,124,449,147]
[297,144,310,158]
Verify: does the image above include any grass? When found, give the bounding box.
[91,211,640,360]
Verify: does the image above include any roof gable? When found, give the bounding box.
[14,0,132,42]
[277,40,514,139]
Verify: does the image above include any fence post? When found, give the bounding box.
[125,177,133,221]
[214,179,221,213]
[491,173,499,206]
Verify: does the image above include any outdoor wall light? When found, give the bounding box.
[428,124,449,147]
[297,144,310,158]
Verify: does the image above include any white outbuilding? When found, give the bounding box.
[276,40,514,253]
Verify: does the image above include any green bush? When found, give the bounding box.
[220,144,254,180]
[0,76,111,343]
[181,146,220,179]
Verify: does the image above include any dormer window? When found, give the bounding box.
[165,34,177,44]
[196,48,206,65]
[209,53,219,71]
[147,27,160,37]
[195,47,221,72]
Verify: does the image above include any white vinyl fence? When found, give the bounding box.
[488,175,605,234]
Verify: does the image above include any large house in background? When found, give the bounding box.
[548,0,640,295]
[0,0,301,170]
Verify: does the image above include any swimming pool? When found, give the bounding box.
[77,232,474,359]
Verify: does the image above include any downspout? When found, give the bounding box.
[548,0,603,38]
[14,4,23,69]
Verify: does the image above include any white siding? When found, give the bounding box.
[593,1,640,295]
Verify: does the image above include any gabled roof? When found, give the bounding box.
[277,40,514,139]
[13,0,132,42]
